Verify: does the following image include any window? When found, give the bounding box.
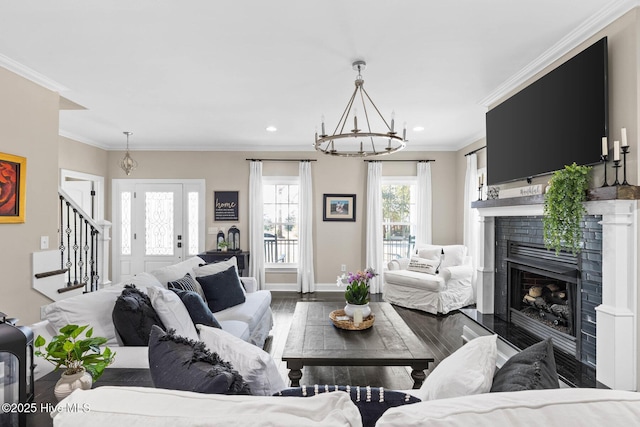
[382,177,417,263]
[263,177,299,265]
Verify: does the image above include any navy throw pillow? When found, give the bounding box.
[170,288,222,329]
[148,325,250,395]
[490,337,560,392]
[196,266,246,313]
[112,285,165,346]
[275,385,420,427]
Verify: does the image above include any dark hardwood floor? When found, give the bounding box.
[266,292,475,390]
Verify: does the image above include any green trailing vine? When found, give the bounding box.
[543,163,592,254]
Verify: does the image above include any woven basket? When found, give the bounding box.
[329,309,375,330]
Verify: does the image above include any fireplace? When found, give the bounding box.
[473,198,638,391]
[506,241,579,358]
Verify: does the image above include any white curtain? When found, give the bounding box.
[366,161,384,294]
[297,161,315,293]
[415,161,433,246]
[249,161,265,289]
[463,153,479,298]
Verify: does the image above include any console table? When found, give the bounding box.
[199,250,250,276]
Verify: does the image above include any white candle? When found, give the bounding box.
[321,115,325,135]
[390,111,395,133]
[402,122,407,141]
[601,137,608,156]
[614,140,620,161]
[353,309,363,326]
[621,128,628,147]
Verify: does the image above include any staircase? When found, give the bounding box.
[32,188,111,302]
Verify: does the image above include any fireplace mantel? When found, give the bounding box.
[474,198,638,391]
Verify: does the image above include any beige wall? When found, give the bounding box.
[58,136,108,178]
[0,67,60,325]
[105,149,459,285]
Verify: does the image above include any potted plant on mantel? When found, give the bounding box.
[543,162,592,254]
[35,324,115,401]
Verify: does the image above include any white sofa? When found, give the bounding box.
[50,385,640,427]
[31,256,273,380]
[384,244,474,315]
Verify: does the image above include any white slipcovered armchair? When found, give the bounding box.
[383,244,474,315]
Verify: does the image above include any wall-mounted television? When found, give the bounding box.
[486,37,608,185]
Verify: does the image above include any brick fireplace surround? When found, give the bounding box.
[473,197,637,391]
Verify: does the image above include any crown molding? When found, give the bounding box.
[0,53,68,92]
[59,129,110,150]
[479,0,639,108]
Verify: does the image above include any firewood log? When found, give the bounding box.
[528,286,543,297]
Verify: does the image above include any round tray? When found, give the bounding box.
[329,309,375,330]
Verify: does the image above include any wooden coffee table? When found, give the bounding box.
[282,302,434,389]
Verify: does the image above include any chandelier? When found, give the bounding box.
[315,60,407,157]
[119,131,138,175]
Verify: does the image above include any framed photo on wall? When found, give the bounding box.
[0,152,27,223]
[323,194,356,222]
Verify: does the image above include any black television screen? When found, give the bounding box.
[486,37,608,185]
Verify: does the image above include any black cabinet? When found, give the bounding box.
[199,251,250,276]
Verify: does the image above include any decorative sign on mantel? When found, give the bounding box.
[214,191,239,221]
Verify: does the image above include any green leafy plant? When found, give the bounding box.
[543,162,592,254]
[338,268,377,305]
[34,324,115,380]
[218,241,229,249]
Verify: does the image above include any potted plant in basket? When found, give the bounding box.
[35,324,115,401]
[218,241,230,252]
[337,268,377,318]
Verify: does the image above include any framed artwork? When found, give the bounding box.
[214,191,239,221]
[323,194,356,222]
[0,152,26,223]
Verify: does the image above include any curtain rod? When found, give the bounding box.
[246,158,317,162]
[464,146,486,156]
[363,159,435,163]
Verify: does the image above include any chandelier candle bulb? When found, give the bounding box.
[614,140,620,161]
[403,123,407,141]
[602,137,608,156]
[621,128,628,147]
[391,111,395,133]
[321,115,326,135]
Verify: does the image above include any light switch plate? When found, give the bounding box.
[40,235,49,250]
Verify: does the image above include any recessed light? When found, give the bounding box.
[413,126,425,132]
[266,126,278,132]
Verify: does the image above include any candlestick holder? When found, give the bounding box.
[612,159,621,186]
[478,184,483,201]
[622,146,630,185]
[600,154,609,187]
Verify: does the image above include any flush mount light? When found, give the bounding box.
[266,126,278,132]
[413,126,425,132]
[315,60,407,157]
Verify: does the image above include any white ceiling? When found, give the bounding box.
[0,0,627,152]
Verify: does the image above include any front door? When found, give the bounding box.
[112,179,205,283]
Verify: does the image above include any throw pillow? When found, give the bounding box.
[490,337,559,392]
[148,325,250,395]
[150,256,204,288]
[417,334,497,401]
[407,257,439,275]
[196,266,246,313]
[197,324,286,396]
[275,385,420,427]
[112,285,165,346]
[146,286,200,341]
[170,288,222,329]
[193,256,238,277]
[167,272,205,299]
